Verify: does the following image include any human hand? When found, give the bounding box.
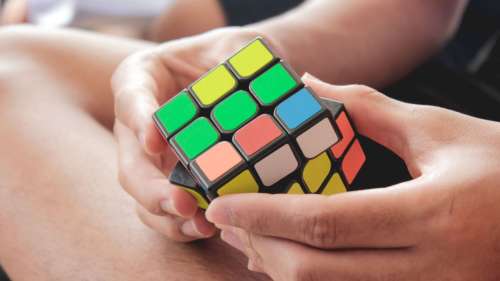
[206,74,500,280]
[112,27,276,241]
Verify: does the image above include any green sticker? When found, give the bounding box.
[250,63,298,105]
[212,90,258,131]
[173,117,219,160]
[154,91,198,135]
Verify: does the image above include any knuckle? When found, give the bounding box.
[113,86,150,122]
[244,233,264,266]
[301,210,338,248]
[112,50,158,94]
[349,84,381,100]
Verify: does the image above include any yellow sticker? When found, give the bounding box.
[302,152,332,193]
[182,187,209,210]
[287,182,304,194]
[191,65,237,106]
[321,173,347,195]
[217,170,259,196]
[229,39,275,78]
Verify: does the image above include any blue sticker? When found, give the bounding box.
[275,88,322,130]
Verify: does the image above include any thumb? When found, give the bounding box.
[303,74,414,161]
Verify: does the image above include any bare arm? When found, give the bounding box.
[252,0,468,86]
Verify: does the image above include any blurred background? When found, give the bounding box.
[0,0,499,280]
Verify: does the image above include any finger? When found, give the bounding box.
[115,120,198,218]
[112,50,173,155]
[221,229,417,281]
[303,74,415,160]
[136,204,213,241]
[208,179,428,249]
[189,209,218,238]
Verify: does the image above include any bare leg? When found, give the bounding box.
[0,26,267,281]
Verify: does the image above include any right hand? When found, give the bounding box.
[112,27,274,241]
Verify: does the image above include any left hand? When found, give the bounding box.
[206,75,500,281]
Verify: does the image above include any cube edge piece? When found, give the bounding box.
[189,64,238,108]
[249,60,303,107]
[152,90,200,140]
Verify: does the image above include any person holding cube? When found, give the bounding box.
[2,0,500,281]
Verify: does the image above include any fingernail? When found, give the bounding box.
[205,201,231,225]
[302,72,320,81]
[160,199,181,216]
[181,220,205,238]
[221,230,245,252]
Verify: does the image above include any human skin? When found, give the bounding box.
[0,0,27,25]
[206,75,500,280]
[1,0,226,41]
[0,0,489,279]
[0,26,268,281]
[111,0,468,242]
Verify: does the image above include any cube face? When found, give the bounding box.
[154,37,367,209]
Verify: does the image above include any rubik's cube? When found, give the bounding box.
[153,38,366,209]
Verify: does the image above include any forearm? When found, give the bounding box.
[250,0,468,87]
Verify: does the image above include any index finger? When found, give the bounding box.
[111,50,173,154]
[207,180,427,249]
